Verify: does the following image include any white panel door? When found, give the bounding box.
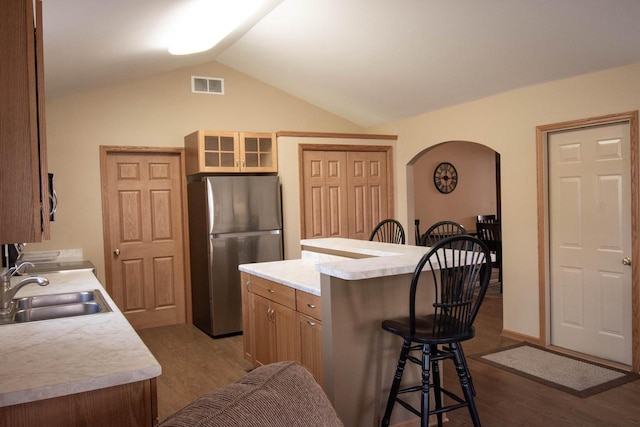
[549,122,632,365]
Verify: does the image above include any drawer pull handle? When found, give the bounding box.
[307,304,316,309]
[307,320,316,327]
[268,289,275,293]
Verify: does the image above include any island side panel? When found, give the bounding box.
[321,272,435,427]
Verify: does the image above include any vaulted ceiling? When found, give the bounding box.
[43,0,640,127]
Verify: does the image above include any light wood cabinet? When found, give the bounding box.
[242,272,324,385]
[184,130,277,174]
[0,0,50,243]
[241,273,254,362]
[297,312,324,386]
[252,293,300,367]
[0,379,157,427]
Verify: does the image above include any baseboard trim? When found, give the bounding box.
[502,328,541,345]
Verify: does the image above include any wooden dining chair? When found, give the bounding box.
[475,221,502,290]
[369,219,406,244]
[476,214,496,223]
[419,221,467,247]
[381,235,492,427]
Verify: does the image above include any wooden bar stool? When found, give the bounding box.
[380,235,491,427]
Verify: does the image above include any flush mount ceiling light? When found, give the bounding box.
[168,0,265,55]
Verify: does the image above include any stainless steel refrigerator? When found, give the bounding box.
[187,175,283,337]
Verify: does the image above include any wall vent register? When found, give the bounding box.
[192,76,224,94]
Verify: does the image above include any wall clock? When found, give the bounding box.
[433,162,458,194]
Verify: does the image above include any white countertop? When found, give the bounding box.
[302,238,428,280]
[240,238,490,290]
[239,239,430,292]
[0,270,161,407]
[238,250,351,295]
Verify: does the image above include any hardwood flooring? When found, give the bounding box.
[136,324,253,421]
[137,296,640,426]
[443,297,640,427]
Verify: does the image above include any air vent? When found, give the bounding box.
[191,76,224,95]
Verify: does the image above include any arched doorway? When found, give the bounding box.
[408,140,501,243]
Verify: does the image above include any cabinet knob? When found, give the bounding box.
[268,289,275,293]
[113,248,120,256]
[307,303,316,309]
[307,320,316,327]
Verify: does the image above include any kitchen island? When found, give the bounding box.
[240,238,438,427]
[0,269,161,426]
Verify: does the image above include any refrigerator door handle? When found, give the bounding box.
[206,182,215,234]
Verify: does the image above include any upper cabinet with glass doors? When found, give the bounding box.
[184,130,278,175]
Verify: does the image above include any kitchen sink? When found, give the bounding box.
[5,290,112,324]
[15,290,100,309]
[14,302,105,323]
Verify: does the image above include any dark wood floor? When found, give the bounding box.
[138,295,640,426]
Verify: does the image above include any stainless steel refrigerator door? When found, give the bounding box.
[206,176,282,234]
[208,230,283,336]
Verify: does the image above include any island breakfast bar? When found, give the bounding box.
[240,238,445,427]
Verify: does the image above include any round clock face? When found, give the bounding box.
[433,162,458,194]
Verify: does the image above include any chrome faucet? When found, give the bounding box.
[0,262,49,315]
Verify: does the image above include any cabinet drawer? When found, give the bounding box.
[296,290,322,321]
[250,275,295,309]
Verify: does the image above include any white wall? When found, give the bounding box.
[370,62,640,340]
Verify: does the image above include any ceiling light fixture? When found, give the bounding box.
[168,0,265,55]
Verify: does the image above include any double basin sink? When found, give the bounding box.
[6,289,112,324]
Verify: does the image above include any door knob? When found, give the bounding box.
[114,249,120,256]
[622,257,631,266]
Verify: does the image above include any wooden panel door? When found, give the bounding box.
[102,149,187,329]
[347,151,388,240]
[302,151,348,238]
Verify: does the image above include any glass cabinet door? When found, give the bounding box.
[204,134,237,168]
[240,133,278,172]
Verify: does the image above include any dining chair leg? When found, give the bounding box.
[421,344,432,427]
[451,343,475,396]
[452,345,481,427]
[382,339,412,427]
[430,344,444,427]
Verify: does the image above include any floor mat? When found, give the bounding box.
[471,343,639,397]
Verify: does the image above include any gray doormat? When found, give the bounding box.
[472,343,639,397]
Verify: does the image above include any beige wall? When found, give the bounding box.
[370,62,640,340]
[412,141,497,237]
[31,61,364,283]
[31,55,640,343]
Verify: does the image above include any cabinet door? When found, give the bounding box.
[273,300,301,362]
[251,293,300,367]
[252,294,276,367]
[240,132,278,172]
[184,131,239,174]
[297,312,324,386]
[0,0,49,243]
[240,272,254,364]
